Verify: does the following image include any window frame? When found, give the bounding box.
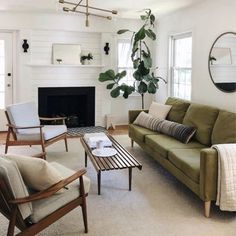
[169,32,192,100]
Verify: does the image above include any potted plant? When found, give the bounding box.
[98,9,166,109]
[81,52,93,65]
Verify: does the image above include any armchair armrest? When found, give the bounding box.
[200,148,218,201]
[128,109,148,124]
[7,124,44,130]
[9,169,87,205]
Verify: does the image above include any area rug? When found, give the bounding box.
[0,135,236,236]
[67,126,106,137]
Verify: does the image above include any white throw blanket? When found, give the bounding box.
[213,144,236,211]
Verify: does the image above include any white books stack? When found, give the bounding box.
[84,132,112,148]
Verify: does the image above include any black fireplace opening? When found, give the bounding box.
[38,87,95,128]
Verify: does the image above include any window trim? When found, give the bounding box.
[169,32,192,100]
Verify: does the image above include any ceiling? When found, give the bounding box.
[0,0,204,18]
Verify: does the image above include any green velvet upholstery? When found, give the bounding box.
[129,97,235,208]
[211,110,236,145]
[145,134,206,158]
[168,149,202,183]
[129,124,159,142]
[183,104,219,146]
[200,148,218,201]
[165,97,190,123]
[128,109,148,124]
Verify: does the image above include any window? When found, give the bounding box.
[117,39,135,86]
[170,33,192,100]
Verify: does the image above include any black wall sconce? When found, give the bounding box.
[22,39,29,53]
[104,42,110,55]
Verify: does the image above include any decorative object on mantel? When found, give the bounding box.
[22,39,29,53]
[81,52,93,65]
[58,0,118,27]
[98,9,166,109]
[52,44,81,65]
[104,43,110,55]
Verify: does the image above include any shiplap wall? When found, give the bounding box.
[29,30,106,126]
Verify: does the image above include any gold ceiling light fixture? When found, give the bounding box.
[59,0,118,27]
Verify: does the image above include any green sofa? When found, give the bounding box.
[128,97,236,217]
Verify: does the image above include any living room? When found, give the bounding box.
[0,0,236,235]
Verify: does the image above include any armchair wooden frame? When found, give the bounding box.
[4,111,68,159]
[0,168,88,236]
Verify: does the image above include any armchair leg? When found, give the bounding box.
[5,128,11,154]
[7,206,17,236]
[204,201,211,218]
[64,136,68,152]
[81,197,88,233]
[131,139,134,148]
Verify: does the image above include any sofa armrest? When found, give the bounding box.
[200,148,218,201]
[128,110,148,124]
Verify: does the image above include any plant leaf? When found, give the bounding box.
[98,70,115,82]
[134,26,146,41]
[138,81,147,94]
[150,14,155,25]
[133,58,139,69]
[140,15,148,20]
[117,29,130,34]
[145,29,156,40]
[143,56,152,68]
[110,86,121,98]
[133,69,142,81]
[119,70,127,78]
[106,83,115,89]
[138,61,150,76]
[147,82,157,93]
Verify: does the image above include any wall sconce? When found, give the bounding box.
[22,39,29,53]
[104,43,110,55]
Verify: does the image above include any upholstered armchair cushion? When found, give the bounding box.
[0,157,33,219]
[16,125,67,141]
[6,102,40,128]
[30,162,91,223]
[5,154,64,191]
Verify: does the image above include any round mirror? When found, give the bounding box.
[208,32,236,93]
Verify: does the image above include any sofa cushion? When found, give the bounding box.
[30,162,90,223]
[145,134,206,159]
[165,97,190,123]
[211,110,236,145]
[148,102,172,119]
[168,149,202,183]
[183,104,219,146]
[129,124,159,142]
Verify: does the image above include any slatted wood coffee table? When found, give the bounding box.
[80,134,142,195]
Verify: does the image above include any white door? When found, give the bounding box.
[0,33,13,131]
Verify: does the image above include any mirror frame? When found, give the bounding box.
[208,31,236,93]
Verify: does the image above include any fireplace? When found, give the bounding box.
[38,87,95,127]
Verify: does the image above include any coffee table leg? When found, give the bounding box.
[129,168,132,191]
[97,171,101,195]
[85,152,87,167]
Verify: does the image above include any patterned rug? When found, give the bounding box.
[67,126,106,137]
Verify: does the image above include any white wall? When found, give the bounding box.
[0,12,153,130]
[155,0,236,112]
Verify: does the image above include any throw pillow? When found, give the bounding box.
[5,154,64,192]
[148,102,172,119]
[133,111,163,131]
[157,120,197,144]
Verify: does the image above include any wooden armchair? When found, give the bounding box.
[0,158,90,235]
[5,102,68,159]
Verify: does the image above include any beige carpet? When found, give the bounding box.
[0,135,236,236]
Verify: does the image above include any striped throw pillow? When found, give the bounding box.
[133,111,163,131]
[133,111,196,143]
[156,120,196,144]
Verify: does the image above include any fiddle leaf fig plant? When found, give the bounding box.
[98,9,166,109]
